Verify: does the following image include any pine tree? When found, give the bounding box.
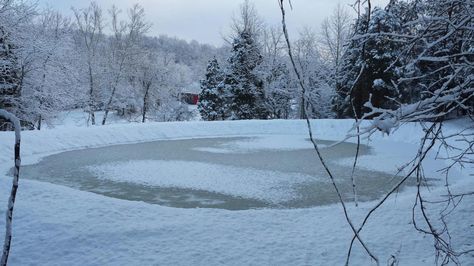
[0,27,22,130]
[387,0,424,105]
[198,58,227,121]
[224,31,268,120]
[333,7,404,118]
[408,0,474,116]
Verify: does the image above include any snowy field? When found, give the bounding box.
[0,118,473,265]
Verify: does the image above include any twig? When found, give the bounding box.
[345,122,440,265]
[350,102,361,207]
[278,1,379,264]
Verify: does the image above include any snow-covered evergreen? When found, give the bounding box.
[406,0,474,114]
[0,26,23,130]
[198,58,227,121]
[334,7,404,118]
[224,31,268,120]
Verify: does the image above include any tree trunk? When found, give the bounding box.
[142,83,151,123]
[0,110,21,266]
[88,64,96,125]
[102,59,125,125]
[37,114,42,130]
[102,86,117,125]
[299,99,305,119]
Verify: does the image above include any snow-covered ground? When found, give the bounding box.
[0,118,473,265]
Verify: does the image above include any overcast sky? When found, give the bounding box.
[36,0,388,46]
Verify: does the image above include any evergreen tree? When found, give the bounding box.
[333,7,404,118]
[224,31,268,120]
[407,0,474,116]
[0,27,22,130]
[198,58,227,120]
[387,0,424,105]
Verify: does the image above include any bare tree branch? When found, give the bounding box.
[278,1,379,264]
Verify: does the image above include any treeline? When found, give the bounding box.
[0,1,226,129]
[198,0,473,122]
[198,1,342,121]
[0,0,472,130]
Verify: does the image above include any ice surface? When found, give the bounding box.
[21,137,404,209]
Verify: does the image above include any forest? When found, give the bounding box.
[1,0,472,129]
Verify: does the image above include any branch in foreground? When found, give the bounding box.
[278,1,379,264]
[345,122,440,265]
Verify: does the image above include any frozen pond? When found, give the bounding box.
[20,136,407,210]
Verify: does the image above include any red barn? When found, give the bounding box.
[181,92,199,105]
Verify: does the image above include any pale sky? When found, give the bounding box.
[37,0,388,46]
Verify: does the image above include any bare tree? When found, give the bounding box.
[73,2,104,126]
[278,1,379,263]
[101,4,150,125]
[27,10,72,130]
[0,0,35,29]
[262,26,284,64]
[292,28,334,119]
[293,27,319,119]
[135,47,194,122]
[226,0,264,44]
[260,26,296,119]
[320,3,352,70]
[133,50,172,123]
